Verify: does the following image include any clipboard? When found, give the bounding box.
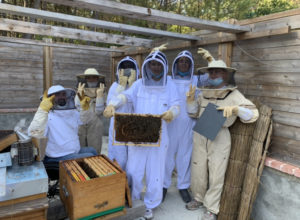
[193,103,226,141]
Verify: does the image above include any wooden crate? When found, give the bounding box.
[59,155,126,220]
[0,197,48,220]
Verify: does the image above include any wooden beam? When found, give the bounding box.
[43,38,53,91]
[113,26,291,57]
[0,18,152,47]
[0,36,123,53]
[238,8,300,25]
[0,3,201,41]
[43,0,250,33]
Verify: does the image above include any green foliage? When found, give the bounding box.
[1,0,300,44]
[245,0,299,18]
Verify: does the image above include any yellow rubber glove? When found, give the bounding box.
[162,110,174,123]
[128,70,136,88]
[96,83,105,98]
[103,105,115,118]
[40,91,55,112]
[197,48,215,62]
[151,43,168,53]
[217,106,239,118]
[118,69,129,88]
[77,82,85,97]
[186,84,196,104]
[79,96,91,111]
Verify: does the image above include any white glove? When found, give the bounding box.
[217,106,239,118]
[186,85,196,104]
[103,105,115,118]
[96,83,105,98]
[162,110,174,123]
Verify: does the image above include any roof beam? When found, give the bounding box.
[43,0,250,33]
[0,36,123,52]
[0,18,152,47]
[0,3,201,41]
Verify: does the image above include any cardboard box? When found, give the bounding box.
[59,155,126,220]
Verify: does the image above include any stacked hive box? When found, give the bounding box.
[59,155,126,220]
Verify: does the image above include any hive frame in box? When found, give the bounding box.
[59,155,127,220]
[112,112,162,147]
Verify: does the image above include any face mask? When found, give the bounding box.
[87,82,98,88]
[208,77,223,86]
[177,71,190,77]
[151,71,163,80]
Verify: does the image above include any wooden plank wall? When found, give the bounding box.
[232,31,300,165]
[0,42,111,109]
[0,41,43,109]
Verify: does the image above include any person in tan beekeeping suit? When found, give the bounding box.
[75,68,106,154]
[185,48,259,220]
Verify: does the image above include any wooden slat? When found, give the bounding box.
[43,0,250,33]
[238,8,300,25]
[0,18,152,47]
[247,95,300,114]
[113,26,291,57]
[236,72,300,86]
[0,3,201,41]
[0,36,122,52]
[269,136,300,166]
[43,38,53,90]
[273,122,300,141]
[233,45,300,62]
[238,84,300,100]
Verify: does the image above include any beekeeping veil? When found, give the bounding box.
[197,48,236,86]
[142,44,168,88]
[115,56,140,83]
[47,85,76,110]
[172,50,194,81]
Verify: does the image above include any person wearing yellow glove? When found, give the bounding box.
[185,49,259,220]
[105,56,140,171]
[75,68,106,154]
[28,85,97,166]
[163,50,200,204]
[104,48,180,220]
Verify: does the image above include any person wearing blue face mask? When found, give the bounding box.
[185,48,259,220]
[163,50,198,204]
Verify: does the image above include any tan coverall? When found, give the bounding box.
[75,88,104,154]
[189,87,258,214]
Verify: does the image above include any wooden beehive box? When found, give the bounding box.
[113,112,162,147]
[59,155,126,220]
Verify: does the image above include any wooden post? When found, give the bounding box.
[43,38,53,91]
[111,53,116,86]
[135,54,143,78]
[218,42,233,67]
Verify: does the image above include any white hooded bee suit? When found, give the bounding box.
[109,51,180,209]
[107,56,140,170]
[164,50,200,190]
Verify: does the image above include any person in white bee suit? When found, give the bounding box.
[106,56,140,171]
[75,68,106,154]
[185,48,259,220]
[103,45,180,220]
[163,50,209,203]
[28,85,97,164]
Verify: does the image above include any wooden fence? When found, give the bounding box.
[0,41,111,109]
